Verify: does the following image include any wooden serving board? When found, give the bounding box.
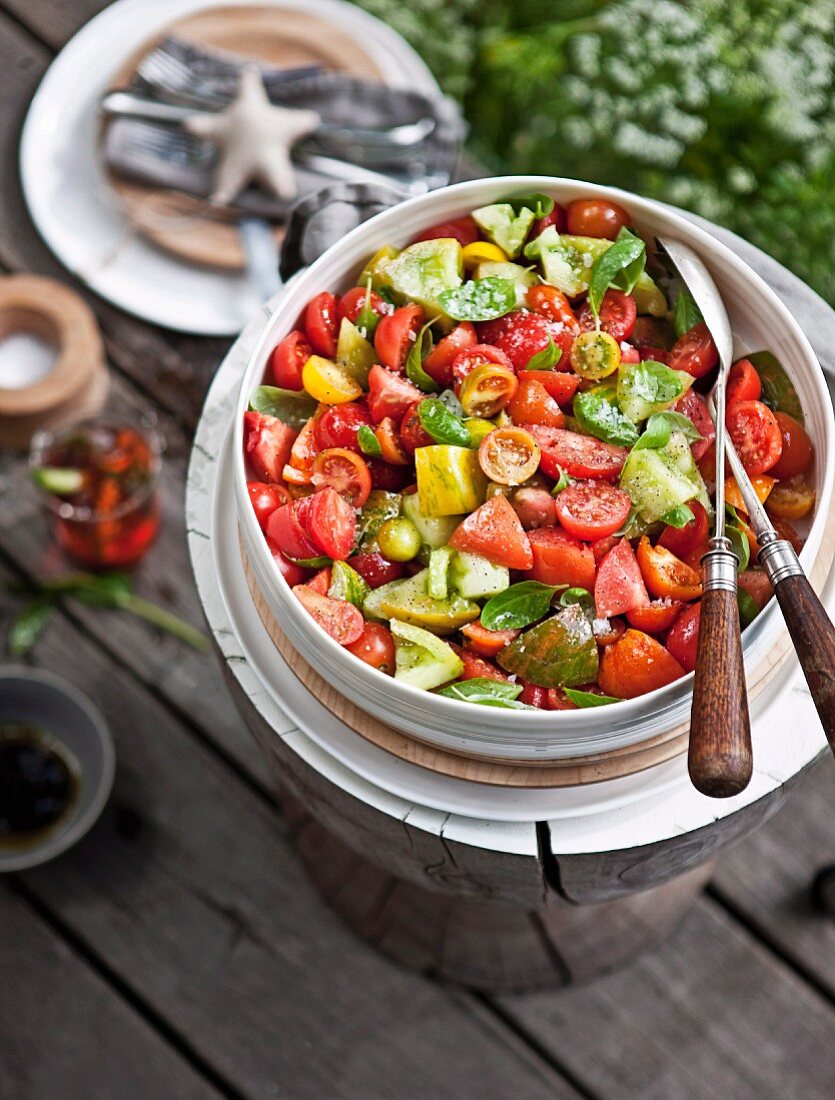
[240,504,835,787]
[106,4,386,270]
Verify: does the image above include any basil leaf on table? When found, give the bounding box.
[405,321,440,393]
[660,504,695,528]
[737,587,760,628]
[357,424,382,457]
[525,338,562,371]
[587,227,646,318]
[574,388,640,447]
[673,287,704,339]
[481,580,564,631]
[249,386,318,429]
[563,687,621,708]
[632,411,703,451]
[439,277,517,322]
[8,595,54,656]
[504,192,554,219]
[418,398,473,447]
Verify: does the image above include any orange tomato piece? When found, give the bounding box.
[724,475,775,513]
[374,418,410,465]
[599,629,686,699]
[461,620,520,658]
[636,537,703,601]
[765,475,816,521]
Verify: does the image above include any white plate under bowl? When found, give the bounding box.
[19,0,440,336]
[232,176,835,761]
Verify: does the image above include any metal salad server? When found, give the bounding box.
[659,237,752,797]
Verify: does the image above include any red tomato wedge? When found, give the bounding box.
[526,527,596,590]
[247,481,289,529]
[530,426,629,481]
[461,620,520,658]
[553,481,632,540]
[374,303,424,372]
[577,289,637,342]
[244,411,298,483]
[770,412,813,479]
[366,364,423,424]
[345,621,396,673]
[448,494,533,570]
[311,448,372,507]
[478,310,576,369]
[266,500,320,561]
[423,322,477,387]
[726,399,783,475]
[599,630,685,698]
[449,643,509,683]
[737,569,773,610]
[593,539,650,619]
[674,389,715,461]
[526,284,579,330]
[306,487,357,560]
[304,292,339,358]
[270,330,311,390]
[726,358,762,407]
[665,602,701,672]
[507,376,565,428]
[667,322,719,379]
[399,401,434,453]
[518,370,581,406]
[348,551,404,589]
[314,403,371,452]
[626,600,683,634]
[636,537,702,601]
[293,585,364,645]
[338,287,386,325]
[658,500,710,558]
[307,567,332,595]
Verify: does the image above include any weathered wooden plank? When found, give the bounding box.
[0,884,219,1100]
[495,897,835,1100]
[1,0,110,49]
[711,754,835,998]
[0,571,578,1100]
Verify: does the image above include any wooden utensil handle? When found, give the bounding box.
[689,583,752,798]
[773,573,835,757]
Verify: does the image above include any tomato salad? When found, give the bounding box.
[242,193,815,711]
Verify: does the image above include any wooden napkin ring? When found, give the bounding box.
[0,275,107,450]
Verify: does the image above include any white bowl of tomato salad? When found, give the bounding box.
[232,177,834,761]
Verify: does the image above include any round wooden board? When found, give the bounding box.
[106,4,386,270]
[240,505,835,787]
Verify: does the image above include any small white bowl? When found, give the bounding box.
[0,667,115,871]
[233,176,835,761]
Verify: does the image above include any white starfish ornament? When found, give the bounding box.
[185,65,320,203]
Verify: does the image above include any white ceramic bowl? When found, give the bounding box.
[233,176,834,761]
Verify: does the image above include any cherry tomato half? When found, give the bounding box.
[553,481,632,541]
[478,427,540,486]
[247,481,289,530]
[507,376,565,428]
[626,600,683,634]
[374,304,425,373]
[311,447,372,507]
[531,426,629,481]
[422,322,477,387]
[636,537,702,601]
[726,399,783,475]
[657,500,710,558]
[665,602,701,673]
[674,389,715,461]
[304,291,339,358]
[345,621,396,673]
[667,322,719,379]
[765,475,816,521]
[399,401,433,454]
[526,284,579,331]
[452,343,513,387]
[306,486,357,560]
[566,198,631,240]
[570,330,621,380]
[270,330,312,391]
[314,403,371,452]
[293,584,364,645]
[726,358,761,407]
[338,286,386,325]
[459,363,518,418]
[373,418,410,465]
[577,289,637,342]
[770,411,813,479]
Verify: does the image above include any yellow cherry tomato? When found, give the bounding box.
[570,330,621,380]
[459,363,518,418]
[461,241,509,269]
[765,475,816,521]
[724,475,775,513]
[302,356,363,404]
[478,427,541,486]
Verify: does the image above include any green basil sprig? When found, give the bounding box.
[357,424,382,457]
[551,466,571,495]
[673,288,703,339]
[249,386,318,429]
[436,678,537,710]
[525,338,562,371]
[660,504,695,528]
[725,505,751,572]
[481,580,564,631]
[632,411,703,451]
[559,587,593,612]
[418,398,473,447]
[563,687,621,708]
[439,277,516,322]
[737,587,760,628]
[574,389,640,447]
[504,192,554,219]
[405,321,440,393]
[587,227,646,318]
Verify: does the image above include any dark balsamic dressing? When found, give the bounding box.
[0,724,78,847]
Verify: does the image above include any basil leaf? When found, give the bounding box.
[437,677,522,702]
[249,386,318,429]
[551,466,570,495]
[660,504,695,528]
[8,595,54,656]
[559,587,593,611]
[287,554,331,568]
[481,580,563,631]
[405,321,440,393]
[725,505,751,572]
[737,586,760,628]
[587,227,645,318]
[573,389,640,447]
[504,192,554,219]
[674,288,703,339]
[357,424,382,457]
[525,338,562,371]
[632,411,703,451]
[439,277,516,322]
[747,350,804,423]
[376,285,396,304]
[418,398,472,447]
[563,687,621,708]
[617,360,690,422]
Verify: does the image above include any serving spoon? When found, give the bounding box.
[659,238,752,797]
[662,237,835,793]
